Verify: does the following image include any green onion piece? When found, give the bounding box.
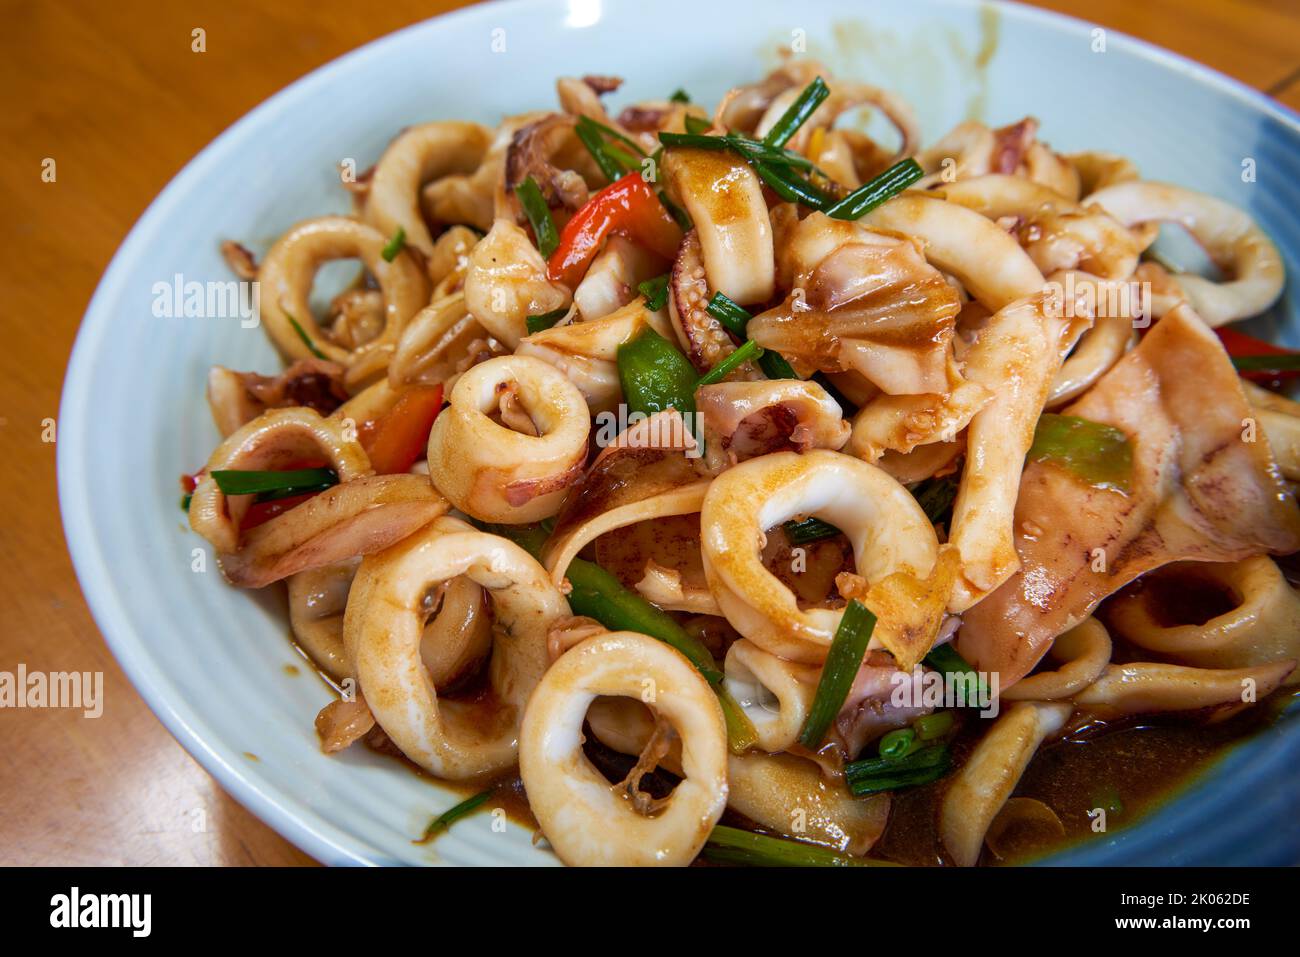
[757,349,798,380]
[574,119,629,182]
[286,312,328,360]
[697,340,763,387]
[763,76,830,149]
[824,157,923,220]
[415,788,494,843]
[911,474,959,527]
[915,710,955,741]
[752,159,832,208]
[1027,412,1133,492]
[657,130,831,208]
[525,307,569,335]
[254,481,336,502]
[705,292,751,337]
[381,226,406,262]
[1231,353,1300,372]
[701,825,886,867]
[515,176,559,257]
[669,89,691,103]
[683,114,711,135]
[637,273,670,312]
[923,643,988,705]
[878,727,918,759]
[617,327,699,418]
[844,743,952,796]
[658,188,693,230]
[578,115,647,158]
[210,467,339,497]
[782,516,842,545]
[798,600,877,748]
[716,686,760,754]
[180,493,192,512]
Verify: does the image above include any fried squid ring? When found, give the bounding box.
[388,293,494,390]
[938,175,1139,280]
[662,148,774,305]
[668,229,762,376]
[1045,272,1136,407]
[189,406,372,554]
[864,194,1045,311]
[914,121,996,184]
[363,121,492,256]
[1001,618,1113,701]
[1243,380,1300,482]
[218,474,448,588]
[1072,659,1295,717]
[939,701,1074,867]
[1067,150,1141,197]
[723,639,818,753]
[1106,558,1300,683]
[290,561,490,684]
[426,355,589,523]
[258,216,429,372]
[346,518,568,779]
[544,482,710,587]
[700,449,940,663]
[696,379,852,464]
[1085,181,1284,325]
[464,219,570,348]
[518,630,728,866]
[584,696,889,856]
[516,299,669,415]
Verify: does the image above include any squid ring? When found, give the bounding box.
[1106,557,1300,683]
[1002,618,1113,701]
[1085,181,1284,326]
[258,216,429,368]
[345,517,569,779]
[387,292,491,390]
[723,639,818,753]
[518,630,728,866]
[426,355,590,523]
[189,406,372,554]
[364,121,492,256]
[700,449,940,663]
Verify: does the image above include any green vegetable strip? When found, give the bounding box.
[669,89,691,103]
[637,274,670,311]
[657,131,830,208]
[210,467,339,497]
[705,292,751,338]
[701,825,888,867]
[923,643,988,704]
[877,727,917,759]
[844,744,952,796]
[752,160,832,208]
[381,226,406,262]
[798,599,877,748]
[286,312,328,360]
[911,474,959,526]
[697,340,763,386]
[574,119,629,182]
[617,327,698,417]
[180,493,192,512]
[1027,412,1133,492]
[762,76,830,149]
[757,349,798,380]
[717,687,760,752]
[915,710,954,741]
[782,516,842,545]
[824,157,923,220]
[1232,353,1300,372]
[683,114,711,135]
[415,788,494,843]
[515,176,559,258]
[525,307,569,335]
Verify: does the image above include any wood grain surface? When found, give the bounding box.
[2,0,1298,866]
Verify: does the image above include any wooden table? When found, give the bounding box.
[3,0,1298,866]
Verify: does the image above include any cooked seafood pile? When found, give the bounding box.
[184,61,1300,866]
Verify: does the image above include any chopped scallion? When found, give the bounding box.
[844,743,952,796]
[782,516,842,545]
[381,226,406,262]
[210,467,339,498]
[285,311,328,360]
[415,788,494,843]
[701,825,886,867]
[762,76,830,149]
[525,307,569,335]
[915,710,955,741]
[824,157,923,220]
[515,176,559,258]
[696,339,763,386]
[878,727,918,759]
[638,273,670,311]
[798,599,877,748]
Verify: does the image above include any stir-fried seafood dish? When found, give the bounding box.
[184,63,1300,866]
